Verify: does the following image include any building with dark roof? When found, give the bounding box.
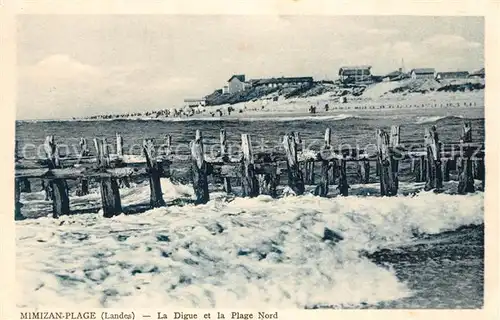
[338,66,372,84]
[435,71,470,81]
[382,68,407,82]
[469,68,485,79]
[252,77,314,88]
[410,68,435,80]
[227,74,247,94]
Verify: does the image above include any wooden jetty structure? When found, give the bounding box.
[14,122,485,220]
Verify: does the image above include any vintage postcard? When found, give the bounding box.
[1,1,498,320]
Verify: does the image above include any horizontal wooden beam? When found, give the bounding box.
[15,167,148,179]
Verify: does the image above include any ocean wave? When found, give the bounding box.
[19,114,362,123]
[149,114,362,122]
[16,179,483,308]
[414,115,465,124]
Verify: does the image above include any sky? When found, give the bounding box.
[16,15,484,120]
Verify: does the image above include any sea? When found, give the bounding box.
[15,106,485,309]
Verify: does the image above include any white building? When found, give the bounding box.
[410,68,436,80]
[227,74,246,94]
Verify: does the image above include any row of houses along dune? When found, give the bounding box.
[224,67,484,92]
[183,66,485,107]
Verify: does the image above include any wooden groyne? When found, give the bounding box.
[14,122,485,220]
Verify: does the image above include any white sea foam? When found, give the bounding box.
[16,179,483,309]
[157,114,359,122]
[414,115,464,124]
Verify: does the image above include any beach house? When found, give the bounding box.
[410,68,435,80]
[251,77,314,88]
[338,66,372,84]
[435,71,470,81]
[382,68,406,82]
[184,98,207,108]
[227,74,248,94]
[469,68,485,79]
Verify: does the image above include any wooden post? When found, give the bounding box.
[165,135,172,155]
[315,128,330,197]
[442,159,450,182]
[307,160,315,185]
[94,138,122,217]
[389,125,400,191]
[14,140,32,194]
[220,129,232,194]
[143,139,166,208]
[241,133,259,197]
[113,134,130,188]
[283,133,305,195]
[376,129,397,196]
[357,161,370,184]
[76,138,90,196]
[160,135,172,178]
[19,178,31,193]
[191,130,210,204]
[294,132,303,152]
[14,178,24,220]
[411,158,418,182]
[458,122,475,194]
[337,158,349,196]
[293,132,307,183]
[474,159,485,190]
[116,133,123,157]
[258,164,278,198]
[424,126,443,191]
[329,160,337,184]
[43,136,70,218]
[418,156,427,183]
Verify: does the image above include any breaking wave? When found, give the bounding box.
[414,115,465,124]
[16,179,483,309]
[153,114,362,122]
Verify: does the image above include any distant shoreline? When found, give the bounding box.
[17,89,484,123]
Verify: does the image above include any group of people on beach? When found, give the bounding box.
[308,103,330,114]
[80,104,244,121]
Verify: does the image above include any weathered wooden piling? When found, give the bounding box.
[76,138,90,195]
[15,178,24,220]
[474,159,485,190]
[220,129,232,193]
[389,125,400,191]
[191,130,210,204]
[376,129,397,196]
[410,158,418,182]
[329,160,337,184]
[417,155,427,182]
[315,128,330,197]
[307,160,315,185]
[19,178,31,193]
[337,158,349,196]
[116,133,123,157]
[14,140,31,193]
[424,126,443,191]
[44,136,70,218]
[283,133,305,195]
[115,134,131,188]
[442,159,450,182]
[357,160,370,184]
[241,133,259,197]
[94,138,122,217]
[160,135,172,178]
[143,139,166,208]
[457,122,475,194]
[258,162,279,197]
[14,121,486,221]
